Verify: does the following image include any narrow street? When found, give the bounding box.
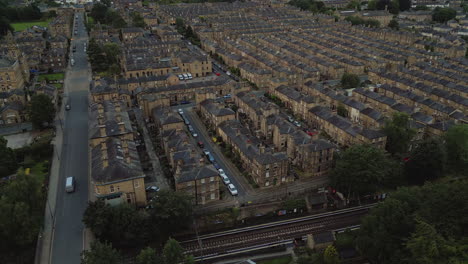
[39,12,91,264]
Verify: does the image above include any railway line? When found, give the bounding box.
[181,204,375,261]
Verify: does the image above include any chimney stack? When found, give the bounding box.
[119,122,126,133]
[259,144,265,154]
[99,126,106,137]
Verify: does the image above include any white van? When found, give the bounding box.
[182,73,189,80]
[187,73,193,79]
[65,177,75,193]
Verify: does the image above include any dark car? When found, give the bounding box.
[212,162,220,170]
[197,141,204,148]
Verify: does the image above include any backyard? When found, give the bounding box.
[11,19,51,31]
[38,73,65,82]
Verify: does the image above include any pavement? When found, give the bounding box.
[37,12,92,264]
[133,108,170,190]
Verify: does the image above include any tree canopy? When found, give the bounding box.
[405,138,446,185]
[89,3,127,29]
[331,144,402,199]
[444,124,468,175]
[87,38,121,75]
[81,241,122,264]
[0,170,45,263]
[383,112,416,156]
[136,247,161,264]
[357,180,468,264]
[340,72,361,89]
[432,7,456,23]
[28,94,55,129]
[162,238,185,264]
[0,136,17,177]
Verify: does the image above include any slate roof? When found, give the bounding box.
[91,137,144,184]
[177,165,218,183]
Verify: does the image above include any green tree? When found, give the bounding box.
[432,7,456,23]
[0,170,45,261]
[383,112,416,156]
[90,3,108,24]
[323,245,340,264]
[136,247,161,264]
[331,144,401,199]
[0,136,17,177]
[405,138,446,185]
[367,0,377,9]
[28,94,55,129]
[147,190,193,240]
[132,12,146,28]
[405,219,446,264]
[388,19,399,30]
[163,238,184,264]
[82,200,149,247]
[81,241,121,264]
[340,72,360,89]
[444,124,468,175]
[0,16,12,36]
[346,0,361,10]
[398,0,411,11]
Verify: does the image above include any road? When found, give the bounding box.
[184,109,250,198]
[50,12,91,264]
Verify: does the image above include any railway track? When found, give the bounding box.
[181,204,375,260]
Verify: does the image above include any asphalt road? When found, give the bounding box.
[184,109,249,198]
[51,12,90,264]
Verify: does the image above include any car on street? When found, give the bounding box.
[178,74,184,80]
[287,116,294,122]
[192,132,198,138]
[218,169,225,175]
[228,184,238,196]
[178,108,183,114]
[146,185,160,192]
[180,101,190,104]
[212,162,220,170]
[73,46,76,52]
[188,125,194,132]
[65,104,71,111]
[187,73,193,79]
[203,149,210,156]
[220,173,230,185]
[71,59,75,66]
[197,141,204,148]
[215,72,221,76]
[183,73,188,80]
[207,153,215,162]
[294,121,301,127]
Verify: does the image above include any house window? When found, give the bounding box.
[187,181,192,187]
[210,193,216,200]
[117,185,120,191]
[134,181,139,188]
[110,185,115,193]
[265,181,270,186]
[210,176,214,182]
[201,179,205,184]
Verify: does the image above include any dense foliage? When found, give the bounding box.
[357,180,468,264]
[432,7,456,23]
[28,94,56,129]
[87,38,121,75]
[367,0,410,13]
[444,124,468,175]
[288,0,328,13]
[83,190,193,248]
[340,72,361,89]
[383,112,416,156]
[89,2,126,28]
[81,241,122,264]
[0,169,46,263]
[331,144,402,199]
[345,16,381,27]
[0,136,17,177]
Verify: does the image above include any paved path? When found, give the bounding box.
[133,108,170,190]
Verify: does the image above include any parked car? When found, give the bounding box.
[203,149,210,156]
[220,173,230,185]
[146,186,160,192]
[207,153,215,162]
[212,162,220,170]
[187,73,193,79]
[188,125,194,132]
[178,74,184,80]
[287,116,294,122]
[183,73,188,80]
[178,108,183,114]
[215,72,221,76]
[228,184,238,196]
[192,132,198,138]
[294,121,301,127]
[197,141,204,148]
[218,169,225,175]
